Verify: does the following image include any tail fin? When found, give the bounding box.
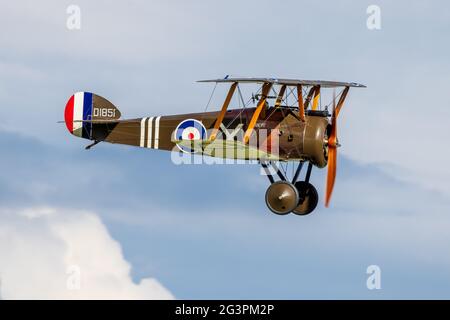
[64,92,121,139]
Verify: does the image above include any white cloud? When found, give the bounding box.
[0,206,173,299]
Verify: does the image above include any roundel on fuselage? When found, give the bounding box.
[174,119,207,153]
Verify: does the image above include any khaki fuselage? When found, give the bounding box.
[88,107,329,166]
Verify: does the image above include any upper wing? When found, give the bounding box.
[197,77,366,88]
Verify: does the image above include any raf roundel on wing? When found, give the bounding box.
[175,119,207,153]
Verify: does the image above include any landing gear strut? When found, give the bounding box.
[261,161,318,216]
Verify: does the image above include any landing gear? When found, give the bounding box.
[265,181,299,215]
[292,181,318,215]
[261,160,318,216]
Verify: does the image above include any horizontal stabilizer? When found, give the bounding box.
[72,119,119,123]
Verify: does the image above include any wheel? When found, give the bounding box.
[265,181,299,215]
[292,181,319,216]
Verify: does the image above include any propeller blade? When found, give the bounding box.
[325,142,337,207]
[325,96,338,207]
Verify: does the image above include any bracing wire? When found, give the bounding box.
[203,82,218,113]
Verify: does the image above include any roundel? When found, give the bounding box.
[175,119,207,153]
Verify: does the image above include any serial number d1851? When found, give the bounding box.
[93,107,116,118]
[219,304,274,315]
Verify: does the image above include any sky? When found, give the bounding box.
[1,0,450,299]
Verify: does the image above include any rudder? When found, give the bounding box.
[64,92,121,139]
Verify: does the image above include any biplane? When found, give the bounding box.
[63,77,365,215]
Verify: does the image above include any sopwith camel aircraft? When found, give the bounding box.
[63,77,365,215]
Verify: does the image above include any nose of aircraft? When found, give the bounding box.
[302,115,329,168]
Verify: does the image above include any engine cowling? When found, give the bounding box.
[302,115,329,168]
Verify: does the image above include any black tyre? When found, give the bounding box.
[292,181,319,216]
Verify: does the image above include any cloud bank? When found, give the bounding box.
[0,206,173,299]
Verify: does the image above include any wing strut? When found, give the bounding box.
[312,85,321,110]
[304,86,316,110]
[274,85,286,108]
[297,85,305,121]
[335,86,350,117]
[209,82,238,141]
[243,82,273,144]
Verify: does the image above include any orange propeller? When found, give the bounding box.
[325,91,339,207]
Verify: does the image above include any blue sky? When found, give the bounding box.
[1,0,450,299]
